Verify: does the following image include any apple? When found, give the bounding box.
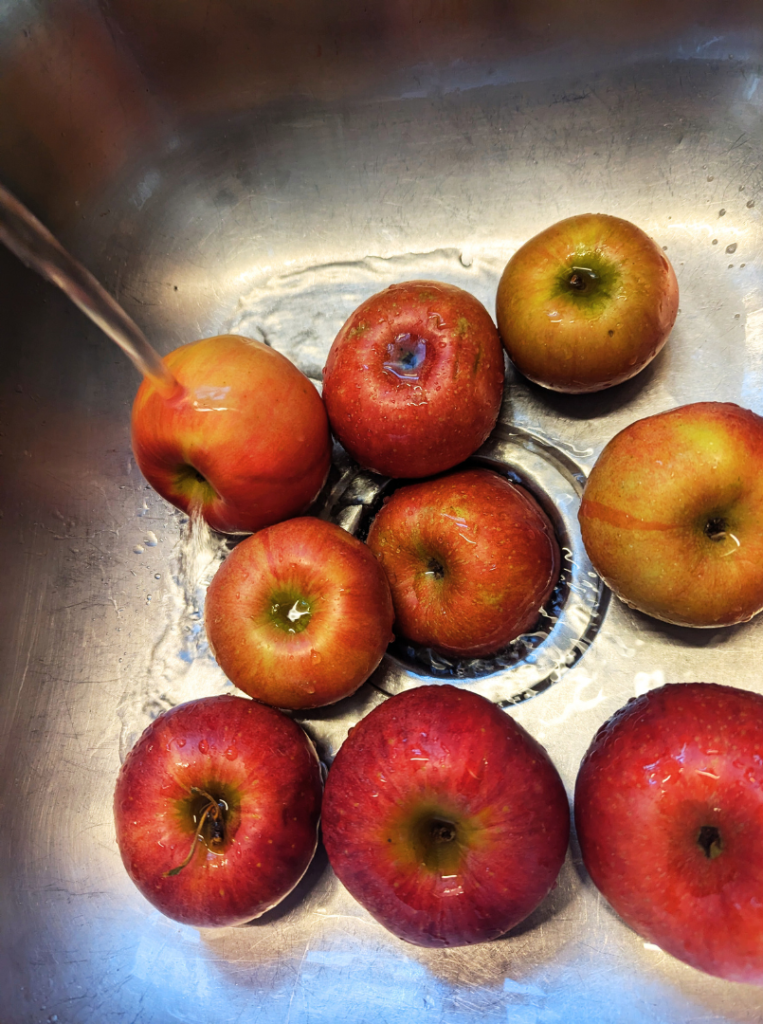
[578,402,763,627]
[575,681,763,984]
[322,683,570,947]
[204,517,395,709]
[365,467,560,657]
[114,694,323,927]
[495,213,678,393]
[322,280,505,478]
[131,334,332,534]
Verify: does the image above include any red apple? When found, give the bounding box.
[322,684,570,947]
[496,213,678,393]
[575,682,763,984]
[131,334,332,534]
[322,280,505,477]
[113,694,323,927]
[204,517,394,710]
[366,467,560,657]
[579,402,763,627]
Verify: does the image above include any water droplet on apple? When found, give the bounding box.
[311,651,322,665]
[199,739,209,754]
[225,747,238,760]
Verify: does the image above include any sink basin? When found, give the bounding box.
[2,3,763,1020]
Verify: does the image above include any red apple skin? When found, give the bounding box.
[496,213,678,393]
[322,684,570,948]
[366,468,560,657]
[205,517,395,710]
[322,281,505,478]
[579,402,763,627]
[575,682,763,984]
[114,695,323,927]
[131,334,332,534]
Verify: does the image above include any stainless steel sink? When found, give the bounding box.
[3,3,763,1021]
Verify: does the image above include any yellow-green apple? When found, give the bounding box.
[131,334,332,534]
[204,517,394,710]
[496,213,678,393]
[366,468,560,657]
[114,694,323,927]
[322,281,504,477]
[579,402,763,627]
[575,682,763,984]
[322,684,570,947]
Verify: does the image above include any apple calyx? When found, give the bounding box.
[555,252,618,308]
[425,556,445,580]
[697,824,723,860]
[174,463,220,507]
[567,268,595,291]
[384,333,428,381]
[704,516,730,542]
[430,819,457,844]
[165,786,227,877]
[269,594,313,634]
[407,808,467,874]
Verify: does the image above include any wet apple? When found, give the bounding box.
[322,281,505,477]
[132,334,331,534]
[114,695,323,927]
[366,467,560,657]
[323,684,570,947]
[205,517,394,710]
[496,213,678,393]
[575,682,763,983]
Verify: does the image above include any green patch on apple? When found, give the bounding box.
[551,250,621,315]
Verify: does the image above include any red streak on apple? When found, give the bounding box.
[114,695,323,927]
[322,281,505,478]
[578,498,677,532]
[322,684,570,948]
[367,468,560,656]
[205,517,394,709]
[575,682,763,984]
[131,334,331,534]
[579,402,763,627]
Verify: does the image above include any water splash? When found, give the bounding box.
[116,509,232,762]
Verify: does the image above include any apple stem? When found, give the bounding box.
[0,182,182,400]
[164,787,226,877]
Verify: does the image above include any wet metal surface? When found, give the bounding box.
[3,3,763,1021]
